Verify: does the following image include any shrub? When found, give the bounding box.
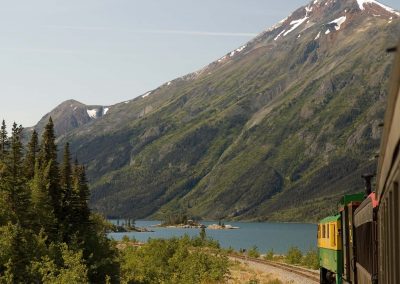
[302,248,319,269]
[119,237,230,283]
[286,246,303,264]
[265,249,274,260]
[248,245,260,258]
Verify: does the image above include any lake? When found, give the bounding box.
[108,220,316,254]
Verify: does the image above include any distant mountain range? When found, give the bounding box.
[28,0,400,221]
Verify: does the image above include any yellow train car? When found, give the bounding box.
[318,215,343,284]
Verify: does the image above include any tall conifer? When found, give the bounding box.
[1,123,31,225]
[38,118,61,220]
[0,120,9,161]
[71,162,90,226]
[24,130,39,180]
[60,143,73,240]
[31,161,56,237]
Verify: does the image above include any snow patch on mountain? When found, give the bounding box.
[142,92,151,98]
[329,16,347,30]
[229,45,247,57]
[357,0,400,16]
[87,109,98,119]
[103,108,109,115]
[218,55,227,62]
[274,29,286,41]
[283,15,309,36]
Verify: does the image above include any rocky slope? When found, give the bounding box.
[26,99,109,139]
[30,0,400,221]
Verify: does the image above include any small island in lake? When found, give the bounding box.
[110,218,154,233]
[156,214,239,230]
[155,214,206,228]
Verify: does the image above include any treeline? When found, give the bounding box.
[162,213,190,226]
[0,119,119,283]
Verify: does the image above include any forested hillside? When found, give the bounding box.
[30,0,400,222]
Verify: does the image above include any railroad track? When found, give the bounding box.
[229,254,320,283]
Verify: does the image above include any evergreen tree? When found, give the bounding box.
[0,120,120,283]
[60,143,74,240]
[38,118,61,221]
[0,120,9,161]
[0,123,31,225]
[24,130,39,180]
[60,143,72,194]
[31,161,56,238]
[72,164,90,226]
[1,223,33,283]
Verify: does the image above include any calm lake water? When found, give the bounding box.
[108,220,316,254]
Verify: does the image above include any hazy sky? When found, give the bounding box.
[1,0,399,128]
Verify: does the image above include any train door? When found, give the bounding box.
[342,207,350,282]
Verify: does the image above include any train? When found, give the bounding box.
[318,41,400,284]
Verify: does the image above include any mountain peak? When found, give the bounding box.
[31,100,110,138]
[355,0,400,15]
[203,0,399,73]
[248,0,399,43]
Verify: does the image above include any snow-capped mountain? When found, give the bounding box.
[29,0,400,221]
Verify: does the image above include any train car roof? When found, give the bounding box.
[319,214,340,224]
[339,193,364,206]
[376,41,400,202]
[354,192,378,227]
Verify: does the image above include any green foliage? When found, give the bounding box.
[247,246,260,258]
[24,130,39,180]
[119,237,229,284]
[265,249,274,260]
[199,227,206,241]
[286,246,303,265]
[0,119,120,283]
[31,243,89,284]
[301,248,319,269]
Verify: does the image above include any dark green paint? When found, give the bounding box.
[319,247,343,284]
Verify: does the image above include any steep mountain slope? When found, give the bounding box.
[33,0,400,221]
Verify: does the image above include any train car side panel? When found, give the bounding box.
[376,42,400,284]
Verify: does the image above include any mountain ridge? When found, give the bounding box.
[28,0,400,221]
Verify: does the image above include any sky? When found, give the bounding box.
[0,0,399,128]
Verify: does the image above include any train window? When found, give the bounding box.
[322,224,326,238]
[332,224,336,246]
[327,224,330,238]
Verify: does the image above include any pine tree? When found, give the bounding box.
[60,143,72,194]
[30,161,56,237]
[72,163,90,226]
[24,130,39,180]
[38,118,61,221]
[60,143,74,240]
[0,120,9,161]
[0,123,31,225]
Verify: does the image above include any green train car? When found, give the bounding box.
[318,193,364,284]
